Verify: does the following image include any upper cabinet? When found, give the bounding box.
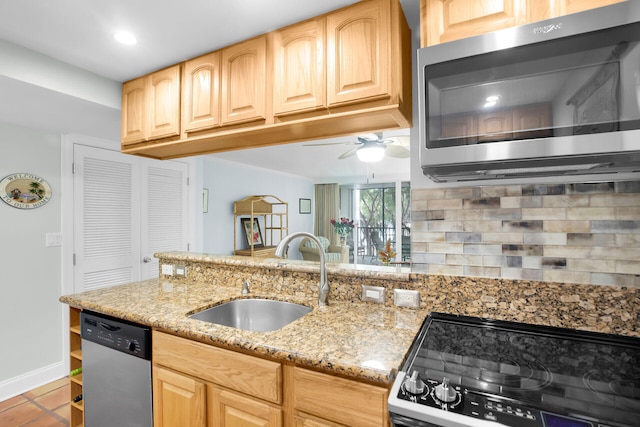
[420,0,624,47]
[272,18,326,117]
[221,36,267,125]
[122,0,412,159]
[327,0,390,106]
[182,52,221,133]
[121,65,181,145]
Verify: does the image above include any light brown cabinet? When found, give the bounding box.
[182,52,221,133]
[441,103,552,144]
[221,36,267,126]
[153,366,207,427]
[211,388,283,427]
[122,0,411,160]
[293,367,389,427]
[121,65,181,145]
[152,330,390,427]
[272,18,326,116]
[327,0,390,106]
[420,0,624,47]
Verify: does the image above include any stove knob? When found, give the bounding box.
[434,377,458,403]
[403,370,426,395]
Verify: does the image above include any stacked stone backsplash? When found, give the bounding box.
[411,180,640,288]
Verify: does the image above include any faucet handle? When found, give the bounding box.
[241,281,251,295]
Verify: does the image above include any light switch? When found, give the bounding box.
[46,232,62,247]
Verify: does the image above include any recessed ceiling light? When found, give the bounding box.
[114,31,137,45]
[485,95,500,102]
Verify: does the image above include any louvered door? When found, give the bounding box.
[140,162,188,279]
[74,145,188,292]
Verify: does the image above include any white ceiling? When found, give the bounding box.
[0,0,418,182]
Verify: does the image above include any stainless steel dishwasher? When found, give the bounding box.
[81,311,152,427]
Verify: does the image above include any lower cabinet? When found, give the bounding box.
[212,388,282,427]
[153,366,206,427]
[152,330,390,427]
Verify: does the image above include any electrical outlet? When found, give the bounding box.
[161,264,174,276]
[175,265,186,276]
[394,289,420,308]
[361,285,386,304]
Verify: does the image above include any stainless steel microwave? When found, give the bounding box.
[418,2,640,182]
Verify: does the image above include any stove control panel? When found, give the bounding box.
[394,371,598,427]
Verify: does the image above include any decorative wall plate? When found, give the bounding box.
[0,173,52,209]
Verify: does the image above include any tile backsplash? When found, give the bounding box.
[411,180,640,288]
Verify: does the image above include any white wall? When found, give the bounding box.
[0,122,65,400]
[202,157,315,259]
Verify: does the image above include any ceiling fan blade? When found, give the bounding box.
[386,135,410,146]
[303,141,357,147]
[385,144,410,158]
[338,147,359,159]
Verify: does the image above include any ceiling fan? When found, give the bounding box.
[303,132,410,162]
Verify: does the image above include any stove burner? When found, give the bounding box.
[584,371,640,412]
[438,346,553,392]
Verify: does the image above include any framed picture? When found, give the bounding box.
[299,198,311,214]
[241,217,264,248]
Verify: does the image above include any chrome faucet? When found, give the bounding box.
[275,232,329,306]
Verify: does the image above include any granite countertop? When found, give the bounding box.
[60,276,428,385]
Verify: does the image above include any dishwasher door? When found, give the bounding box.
[81,312,152,427]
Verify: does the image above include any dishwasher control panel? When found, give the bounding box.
[81,311,151,360]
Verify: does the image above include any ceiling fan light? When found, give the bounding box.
[356,145,385,162]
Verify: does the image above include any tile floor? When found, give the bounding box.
[0,378,70,426]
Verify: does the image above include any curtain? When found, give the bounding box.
[314,183,340,245]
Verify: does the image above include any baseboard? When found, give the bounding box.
[0,361,66,402]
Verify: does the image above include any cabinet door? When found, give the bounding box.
[211,388,282,427]
[121,76,147,145]
[148,65,181,140]
[327,0,390,106]
[477,109,513,142]
[221,36,267,125]
[153,366,206,427]
[183,52,221,133]
[273,18,326,116]
[294,414,348,427]
[422,0,527,46]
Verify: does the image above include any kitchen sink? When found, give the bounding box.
[188,298,312,332]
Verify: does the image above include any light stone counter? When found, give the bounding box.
[60,254,427,385]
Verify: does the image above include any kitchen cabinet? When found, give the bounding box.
[122,0,411,159]
[153,366,206,427]
[420,0,624,47]
[121,65,181,145]
[440,103,552,144]
[221,36,267,126]
[182,52,221,133]
[152,331,390,427]
[293,367,389,427]
[327,0,390,106]
[211,388,282,427]
[272,18,326,116]
[68,307,84,427]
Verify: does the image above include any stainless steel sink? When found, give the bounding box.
[188,299,312,332]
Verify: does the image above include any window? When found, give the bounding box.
[340,182,410,265]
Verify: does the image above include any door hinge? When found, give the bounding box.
[73,253,76,266]
[187,243,190,251]
[72,162,75,174]
[187,177,190,186]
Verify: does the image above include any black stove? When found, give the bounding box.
[388,312,640,427]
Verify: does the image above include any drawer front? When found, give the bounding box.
[293,367,389,427]
[153,331,282,404]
